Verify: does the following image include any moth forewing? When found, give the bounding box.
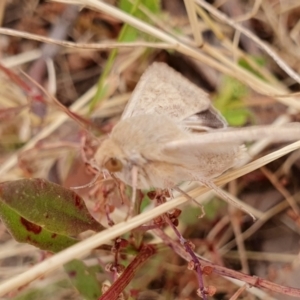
[121,62,227,131]
[164,123,300,152]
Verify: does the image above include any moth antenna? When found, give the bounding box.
[199,180,256,221]
[173,186,205,218]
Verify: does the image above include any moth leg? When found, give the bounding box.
[198,179,256,220]
[173,186,205,218]
[122,166,139,220]
[128,165,138,218]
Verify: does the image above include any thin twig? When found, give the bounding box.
[0,27,174,50]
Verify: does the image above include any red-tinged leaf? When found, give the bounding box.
[0,201,77,252]
[64,260,102,300]
[0,178,104,236]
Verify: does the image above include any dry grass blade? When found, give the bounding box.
[195,0,300,85]
[50,0,300,110]
[0,27,174,50]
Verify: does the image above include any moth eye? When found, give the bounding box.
[104,158,123,172]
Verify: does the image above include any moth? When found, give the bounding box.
[94,62,300,213]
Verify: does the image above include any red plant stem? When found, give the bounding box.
[0,63,33,95]
[99,245,156,300]
[154,229,300,298]
[164,216,207,300]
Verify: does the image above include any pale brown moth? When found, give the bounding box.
[94,62,300,214]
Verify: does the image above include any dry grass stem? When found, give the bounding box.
[0,27,174,50]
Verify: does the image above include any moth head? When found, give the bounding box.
[104,157,123,172]
[94,138,125,173]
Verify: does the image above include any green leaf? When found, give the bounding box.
[180,205,203,226]
[238,56,267,80]
[203,198,226,220]
[14,289,46,300]
[119,0,160,14]
[0,200,77,252]
[0,178,104,237]
[64,260,103,300]
[222,108,250,126]
[90,0,161,110]
[180,199,227,224]
[118,0,160,41]
[13,279,73,300]
[214,76,250,126]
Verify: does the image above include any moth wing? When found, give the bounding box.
[158,125,290,179]
[121,62,227,129]
[163,123,300,152]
